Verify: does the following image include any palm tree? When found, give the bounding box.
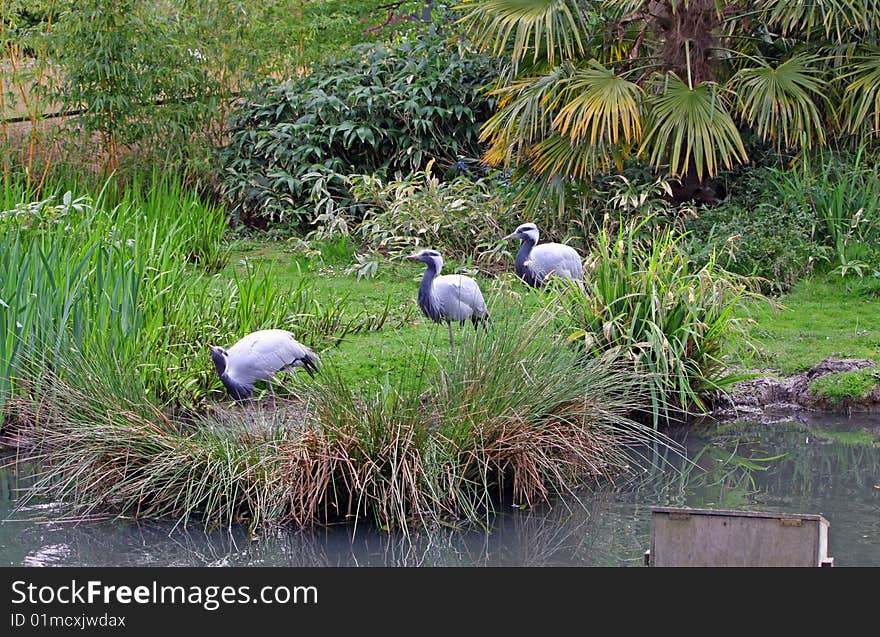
[457,0,880,206]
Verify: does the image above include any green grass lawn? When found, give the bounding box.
[735,274,880,375]
[217,236,546,391]
[220,238,880,393]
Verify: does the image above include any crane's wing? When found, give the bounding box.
[228,330,320,384]
[433,275,487,322]
[533,244,583,281]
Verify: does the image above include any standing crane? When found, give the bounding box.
[503,222,584,288]
[407,249,489,352]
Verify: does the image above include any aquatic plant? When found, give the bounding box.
[554,216,763,426]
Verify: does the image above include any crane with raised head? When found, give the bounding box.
[407,249,489,352]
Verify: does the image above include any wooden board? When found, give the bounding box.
[648,507,833,567]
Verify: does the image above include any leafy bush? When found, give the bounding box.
[682,167,819,292]
[556,216,762,426]
[45,0,221,175]
[684,148,880,291]
[338,163,517,270]
[3,1,403,187]
[220,31,497,225]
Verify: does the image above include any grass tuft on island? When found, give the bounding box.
[15,314,676,533]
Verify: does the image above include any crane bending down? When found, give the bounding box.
[407,249,489,352]
[503,222,584,288]
[207,329,320,403]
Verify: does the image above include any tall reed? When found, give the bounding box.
[0,189,144,413]
[0,174,235,412]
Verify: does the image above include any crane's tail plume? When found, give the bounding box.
[301,352,321,378]
[471,313,490,332]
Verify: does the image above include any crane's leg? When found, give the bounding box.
[268,381,276,409]
[447,321,455,353]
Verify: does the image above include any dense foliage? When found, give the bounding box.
[220,32,498,225]
[343,163,518,269]
[683,168,818,292]
[684,146,880,291]
[458,0,880,210]
[1,0,422,183]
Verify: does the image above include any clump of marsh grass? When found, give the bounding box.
[15,352,302,531]
[554,216,764,427]
[16,312,676,533]
[292,311,671,531]
[428,311,666,520]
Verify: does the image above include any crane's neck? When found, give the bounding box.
[417,261,443,323]
[514,237,540,286]
[218,371,253,401]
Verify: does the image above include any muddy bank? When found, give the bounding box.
[711,357,880,420]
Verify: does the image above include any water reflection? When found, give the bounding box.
[2,414,878,566]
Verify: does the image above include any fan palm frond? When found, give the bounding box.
[761,0,880,41]
[841,49,880,135]
[481,65,573,166]
[730,53,828,148]
[529,131,623,179]
[640,74,747,179]
[553,60,644,148]
[457,0,587,67]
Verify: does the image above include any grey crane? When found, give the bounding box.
[503,222,584,288]
[407,249,489,352]
[207,329,320,403]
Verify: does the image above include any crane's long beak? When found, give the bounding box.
[503,232,519,240]
[205,342,213,350]
[405,253,419,260]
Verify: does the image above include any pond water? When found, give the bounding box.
[1,413,878,567]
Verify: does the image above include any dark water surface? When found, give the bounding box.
[2,414,878,567]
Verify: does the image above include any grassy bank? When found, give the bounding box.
[727,273,880,405]
[736,274,880,375]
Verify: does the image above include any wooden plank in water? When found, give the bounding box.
[647,507,833,567]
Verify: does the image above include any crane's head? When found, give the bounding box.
[406,249,443,273]
[503,223,539,244]
[206,343,228,376]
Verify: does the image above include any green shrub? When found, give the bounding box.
[220,31,497,225]
[556,216,762,426]
[683,177,819,293]
[683,147,880,292]
[339,163,517,270]
[3,1,402,187]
